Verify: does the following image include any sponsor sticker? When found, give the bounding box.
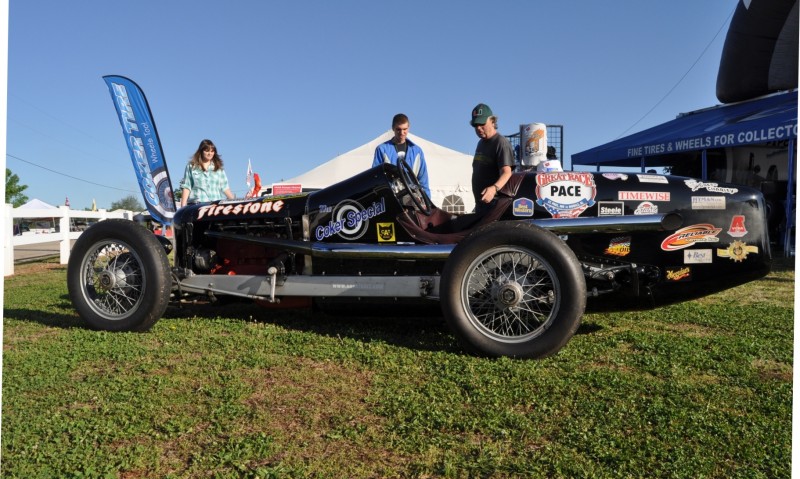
[377,222,396,242]
[633,201,658,215]
[717,240,758,262]
[535,172,597,218]
[684,249,713,264]
[684,179,739,194]
[315,198,386,241]
[691,196,726,210]
[597,201,624,216]
[604,236,631,256]
[665,266,692,282]
[661,223,722,251]
[727,215,747,237]
[512,197,535,217]
[602,173,628,181]
[637,174,669,184]
[618,191,671,202]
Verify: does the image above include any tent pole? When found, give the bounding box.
[701,149,708,180]
[784,139,795,257]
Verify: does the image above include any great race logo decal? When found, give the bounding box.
[535,172,596,218]
[660,223,722,251]
[315,198,386,241]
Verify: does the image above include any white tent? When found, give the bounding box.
[284,131,476,213]
[18,198,57,209]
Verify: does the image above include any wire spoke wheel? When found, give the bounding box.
[463,246,558,343]
[79,242,145,320]
[68,218,171,331]
[441,222,585,358]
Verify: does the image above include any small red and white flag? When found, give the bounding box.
[246,159,253,189]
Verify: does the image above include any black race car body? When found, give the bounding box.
[68,161,771,359]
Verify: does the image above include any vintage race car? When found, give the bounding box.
[67,159,772,359]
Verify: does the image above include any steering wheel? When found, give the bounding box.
[397,159,434,216]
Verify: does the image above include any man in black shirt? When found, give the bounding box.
[469,103,514,213]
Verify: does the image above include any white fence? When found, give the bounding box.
[3,204,135,276]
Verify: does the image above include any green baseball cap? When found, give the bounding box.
[470,103,493,126]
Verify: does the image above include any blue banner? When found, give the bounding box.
[103,75,176,224]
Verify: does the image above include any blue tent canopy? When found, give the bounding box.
[572,90,797,168]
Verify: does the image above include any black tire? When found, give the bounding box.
[440,222,586,359]
[67,219,171,331]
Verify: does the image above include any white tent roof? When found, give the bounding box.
[18,198,57,209]
[284,131,476,213]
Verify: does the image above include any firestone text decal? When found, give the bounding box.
[197,200,284,220]
[535,172,596,218]
[660,223,722,251]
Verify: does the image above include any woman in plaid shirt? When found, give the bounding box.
[179,139,235,207]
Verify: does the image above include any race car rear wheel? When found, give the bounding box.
[440,222,586,359]
[67,219,171,331]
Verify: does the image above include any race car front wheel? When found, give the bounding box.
[67,219,171,331]
[440,222,586,359]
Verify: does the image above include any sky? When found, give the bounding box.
[6,1,738,211]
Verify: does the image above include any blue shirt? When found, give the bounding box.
[372,138,431,198]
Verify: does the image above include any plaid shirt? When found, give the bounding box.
[179,163,230,202]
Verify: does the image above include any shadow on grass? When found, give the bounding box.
[171,299,465,355]
[3,307,85,329]
[9,293,605,356]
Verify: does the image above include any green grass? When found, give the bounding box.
[2,259,794,478]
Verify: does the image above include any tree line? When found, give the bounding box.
[5,168,144,211]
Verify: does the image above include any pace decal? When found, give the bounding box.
[512,198,535,217]
[684,179,739,194]
[598,201,624,216]
[315,198,386,241]
[604,236,631,256]
[717,240,758,262]
[684,249,713,264]
[691,196,726,210]
[618,191,671,202]
[535,172,596,218]
[665,266,692,282]
[196,199,285,220]
[637,174,668,184]
[660,223,722,251]
[377,222,396,242]
[727,215,747,237]
[633,201,658,215]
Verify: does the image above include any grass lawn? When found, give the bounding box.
[2,258,794,478]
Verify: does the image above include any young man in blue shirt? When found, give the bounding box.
[373,113,431,198]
